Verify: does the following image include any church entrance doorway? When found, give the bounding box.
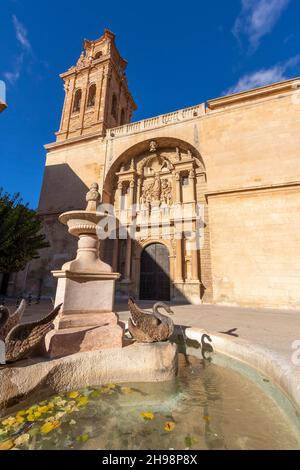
[139,243,170,301]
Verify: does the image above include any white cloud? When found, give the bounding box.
[12,15,31,52]
[225,55,300,94]
[4,16,31,85]
[233,0,290,50]
[4,54,24,85]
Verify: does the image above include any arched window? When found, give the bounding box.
[94,51,102,59]
[120,108,126,125]
[111,93,118,119]
[87,84,96,108]
[72,89,82,113]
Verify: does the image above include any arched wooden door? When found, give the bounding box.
[139,243,170,301]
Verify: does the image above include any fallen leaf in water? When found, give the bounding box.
[14,433,30,447]
[0,439,14,451]
[164,421,176,432]
[121,387,132,394]
[68,391,79,399]
[140,412,155,421]
[40,420,60,434]
[76,433,89,443]
[77,396,89,407]
[203,415,211,423]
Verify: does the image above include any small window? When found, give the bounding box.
[94,51,102,59]
[72,89,82,113]
[181,175,189,186]
[111,93,118,119]
[87,84,96,108]
[120,108,126,125]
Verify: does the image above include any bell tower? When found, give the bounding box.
[56,29,137,141]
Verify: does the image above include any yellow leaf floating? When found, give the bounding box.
[76,433,89,443]
[0,439,14,451]
[68,391,79,399]
[164,421,176,432]
[140,412,155,421]
[77,396,89,407]
[203,415,211,423]
[40,420,60,434]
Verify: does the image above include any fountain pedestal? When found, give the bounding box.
[48,184,123,358]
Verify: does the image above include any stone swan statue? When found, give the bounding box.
[128,297,174,343]
[0,300,26,341]
[3,304,62,363]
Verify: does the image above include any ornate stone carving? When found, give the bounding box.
[160,179,173,205]
[86,182,101,211]
[140,175,172,207]
[76,51,92,69]
[149,140,158,152]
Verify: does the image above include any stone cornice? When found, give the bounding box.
[207,77,300,110]
[205,180,300,199]
[45,132,104,151]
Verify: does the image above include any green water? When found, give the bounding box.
[1,354,300,450]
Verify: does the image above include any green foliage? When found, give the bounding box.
[0,189,49,273]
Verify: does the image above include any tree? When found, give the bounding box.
[0,189,49,278]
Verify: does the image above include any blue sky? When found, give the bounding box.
[1,0,300,208]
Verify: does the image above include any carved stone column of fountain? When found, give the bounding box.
[48,183,123,358]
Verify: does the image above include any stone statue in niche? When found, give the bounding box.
[160,179,173,205]
[151,174,161,201]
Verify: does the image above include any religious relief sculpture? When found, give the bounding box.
[140,175,173,208]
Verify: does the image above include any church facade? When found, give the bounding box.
[10,29,300,309]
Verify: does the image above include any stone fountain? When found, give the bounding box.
[48,183,123,358]
[0,183,178,410]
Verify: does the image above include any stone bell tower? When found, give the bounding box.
[56,29,137,141]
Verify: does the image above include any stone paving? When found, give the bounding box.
[3,297,299,364]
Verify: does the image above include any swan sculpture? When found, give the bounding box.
[128,297,174,343]
[0,300,26,341]
[4,303,62,363]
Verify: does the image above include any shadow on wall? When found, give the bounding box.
[4,164,91,298]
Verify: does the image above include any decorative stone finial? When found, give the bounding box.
[86,182,101,211]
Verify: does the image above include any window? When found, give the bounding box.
[94,51,102,59]
[120,108,126,125]
[87,84,96,108]
[111,93,118,119]
[72,89,82,113]
[181,175,189,186]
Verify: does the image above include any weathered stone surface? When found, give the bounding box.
[0,342,178,411]
[48,323,124,358]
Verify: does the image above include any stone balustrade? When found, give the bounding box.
[106,103,205,138]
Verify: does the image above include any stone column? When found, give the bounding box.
[175,235,183,282]
[175,172,181,203]
[124,237,132,281]
[189,169,196,202]
[117,181,123,212]
[191,244,199,281]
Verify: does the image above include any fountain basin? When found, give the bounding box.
[0,342,178,411]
